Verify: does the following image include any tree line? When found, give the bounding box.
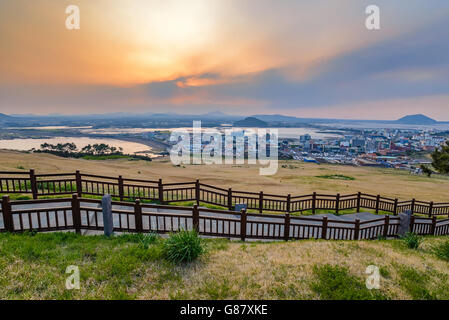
[39,142,123,155]
[33,142,151,161]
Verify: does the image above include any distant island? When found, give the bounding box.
[233,117,268,127]
[395,114,437,125]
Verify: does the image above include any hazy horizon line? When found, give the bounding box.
[3,112,447,123]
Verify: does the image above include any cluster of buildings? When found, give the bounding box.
[142,127,448,171]
[279,129,448,170]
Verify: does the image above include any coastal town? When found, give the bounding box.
[1,112,448,173]
[141,125,447,173]
[278,128,447,171]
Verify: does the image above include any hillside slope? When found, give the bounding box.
[0,232,448,299]
[1,150,449,202]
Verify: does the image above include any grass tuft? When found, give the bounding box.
[162,230,204,264]
[401,232,421,250]
[117,232,160,249]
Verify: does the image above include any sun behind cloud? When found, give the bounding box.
[1,0,449,118]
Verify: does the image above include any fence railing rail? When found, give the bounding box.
[1,170,449,217]
[1,195,448,241]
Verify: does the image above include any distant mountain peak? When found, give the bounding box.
[202,111,228,116]
[233,116,268,127]
[395,114,437,125]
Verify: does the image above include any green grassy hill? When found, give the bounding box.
[0,232,448,300]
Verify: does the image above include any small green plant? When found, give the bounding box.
[432,240,449,261]
[163,229,204,263]
[139,233,160,249]
[402,232,421,249]
[379,266,390,278]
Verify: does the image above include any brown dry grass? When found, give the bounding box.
[138,237,449,300]
[1,150,449,201]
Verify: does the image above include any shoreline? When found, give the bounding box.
[0,130,170,156]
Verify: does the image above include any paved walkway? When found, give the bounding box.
[2,201,410,239]
[3,201,447,239]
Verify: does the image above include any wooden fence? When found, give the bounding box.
[1,170,449,217]
[2,195,448,240]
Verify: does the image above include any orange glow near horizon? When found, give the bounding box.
[1,0,449,119]
[0,0,380,87]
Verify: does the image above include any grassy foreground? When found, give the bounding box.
[0,232,448,300]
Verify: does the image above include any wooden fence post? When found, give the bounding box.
[312,192,317,214]
[286,194,291,213]
[375,194,380,214]
[431,216,437,235]
[227,188,233,210]
[410,215,415,233]
[428,201,434,218]
[356,192,361,213]
[321,216,328,240]
[75,170,82,197]
[259,191,264,213]
[134,200,143,233]
[411,198,416,214]
[195,179,200,206]
[2,195,13,232]
[383,215,390,238]
[354,219,360,240]
[192,204,200,233]
[240,209,247,241]
[118,175,124,201]
[29,169,38,199]
[71,193,81,234]
[158,179,164,204]
[335,193,340,215]
[284,213,290,241]
[393,198,398,215]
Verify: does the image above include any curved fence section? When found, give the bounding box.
[1,170,449,217]
[1,195,448,240]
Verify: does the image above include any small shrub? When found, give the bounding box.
[402,232,421,249]
[163,229,204,263]
[432,240,449,261]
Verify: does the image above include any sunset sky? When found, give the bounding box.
[1,0,449,119]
